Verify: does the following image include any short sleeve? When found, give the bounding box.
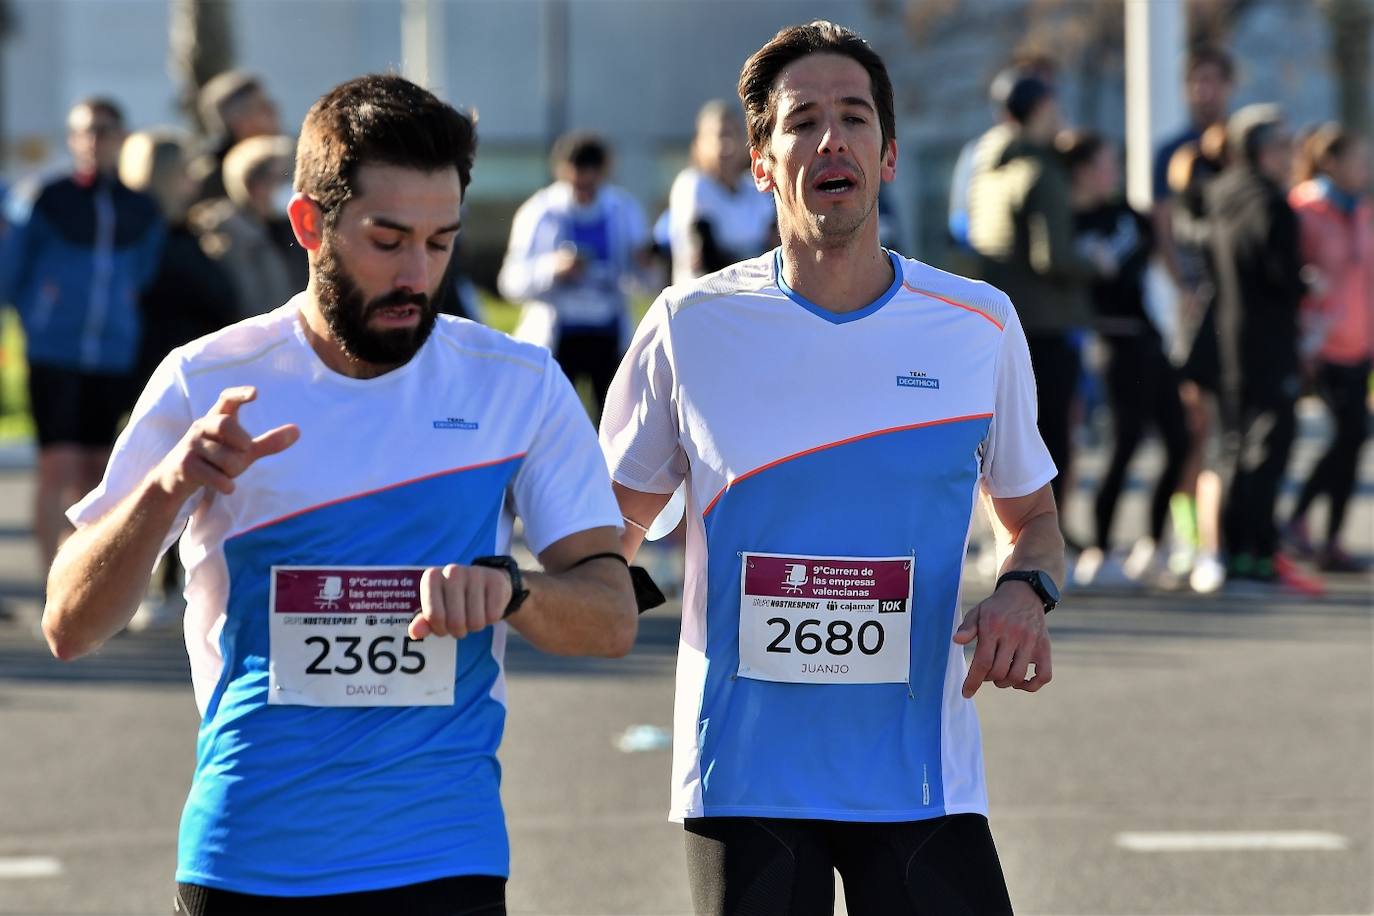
[67,353,198,557]
[980,307,1056,498]
[599,297,688,495]
[510,351,623,556]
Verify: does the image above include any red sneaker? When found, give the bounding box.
[1272,553,1326,597]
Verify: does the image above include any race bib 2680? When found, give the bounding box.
[737,552,913,685]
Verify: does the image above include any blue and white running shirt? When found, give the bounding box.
[600,249,1055,823]
[70,295,621,894]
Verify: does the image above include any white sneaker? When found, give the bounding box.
[127,590,186,633]
[1122,538,1159,581]
[1075,548,1138,589]
[1189,553,1226,594]
[1073,547,1105,587]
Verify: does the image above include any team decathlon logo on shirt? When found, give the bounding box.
[433,417,479,430]
[897,372,939,390]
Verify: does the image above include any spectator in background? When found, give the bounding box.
[0,98,165,574]
[1152,47,1235,324]
[190,70,281,204]
[193,135,301,318]
[1206,104,1320,593]
[499,132,650,419]
[948,55,1058,252]
[1164,124,1230,593]
[118,128,239,631]
[967,75,1112,522]
[667,100,776,285]
[1063,131,1189,589]
[1283,124,1373,573]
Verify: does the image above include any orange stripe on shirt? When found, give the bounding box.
[230,452,527,540]
[902,283,1005,331]
[702,413,993,517]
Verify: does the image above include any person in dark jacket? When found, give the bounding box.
[1206,104,1320,591]
[189,70,281,205]
[967,76,1113,516]
[0,97,165,574]
[1062,132,1189,588]
[118,128,240,630]
[120,129,239,380]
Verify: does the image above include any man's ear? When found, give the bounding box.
[751,148,775,193]
[287,193,324,252]
[880,138,898,184]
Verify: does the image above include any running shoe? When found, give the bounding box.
[1318,546,1369,574]
[1280,518,1316,559]
[1188,552,1227,594]
[1271,553,1326,597]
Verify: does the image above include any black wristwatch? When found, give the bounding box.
[995,569,1060,613]
[471,555,531,618]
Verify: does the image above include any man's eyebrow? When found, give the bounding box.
[365,217,463,235]
[780,96,876,120]
[839,96,876,113]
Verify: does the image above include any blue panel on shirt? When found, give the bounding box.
[177,456,522,895]
[699,417,989,820]
[567,211,611,265]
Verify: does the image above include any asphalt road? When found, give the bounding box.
[1,425,1370,916]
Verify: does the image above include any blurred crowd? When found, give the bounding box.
[0,44,1369,625]
[957,46,1371,597]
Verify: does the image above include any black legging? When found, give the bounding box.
[1094,333,1190,549]
[685,814,1013,916]
[1292,359,1372,545]
[1222,379,1299,559]
[555,326,622,422]
[1026,333,1082,511]
[174,875,505,915]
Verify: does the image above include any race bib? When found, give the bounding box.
[737,552,913,685]
[268,566,457,707]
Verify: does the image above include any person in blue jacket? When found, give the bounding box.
[0,97,164,573]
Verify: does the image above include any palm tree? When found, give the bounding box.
[169,0,236,135]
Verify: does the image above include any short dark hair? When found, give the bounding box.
[198,70,264,135]
[737,20,895,156]
[1294,121,1357,184]
[295,74,477,225]
[1056,129,1106,174]
[1186,45,1235,83]
[70,97,125,127]
[550,131,609,171]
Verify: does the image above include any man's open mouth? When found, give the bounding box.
[813,174,856,194]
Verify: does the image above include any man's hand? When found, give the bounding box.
[152,386,299,500]
[551,246,584,283]
[409,564,513,640]
[953,581,1052,698]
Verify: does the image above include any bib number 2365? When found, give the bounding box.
[737,552,912,685]
[268,566,457,706]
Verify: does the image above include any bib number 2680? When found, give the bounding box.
[304,635,427,676]
[764,617,886,656]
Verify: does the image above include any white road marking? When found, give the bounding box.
[1115,831,1350,852]
[0,856,62,879]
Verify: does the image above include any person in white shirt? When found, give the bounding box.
[499,132,650,418]
[602,21,1064,915]
[41,74,637,913]
[667,100,777,285]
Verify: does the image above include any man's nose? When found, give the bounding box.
[818,120,849,156]
[394,244,431,294]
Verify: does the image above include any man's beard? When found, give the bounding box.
[314,241,442,367]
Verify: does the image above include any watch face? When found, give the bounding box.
[1036,571,1061,605]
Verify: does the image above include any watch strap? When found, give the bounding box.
[995,569,1057,613]
[471,555,530,618]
